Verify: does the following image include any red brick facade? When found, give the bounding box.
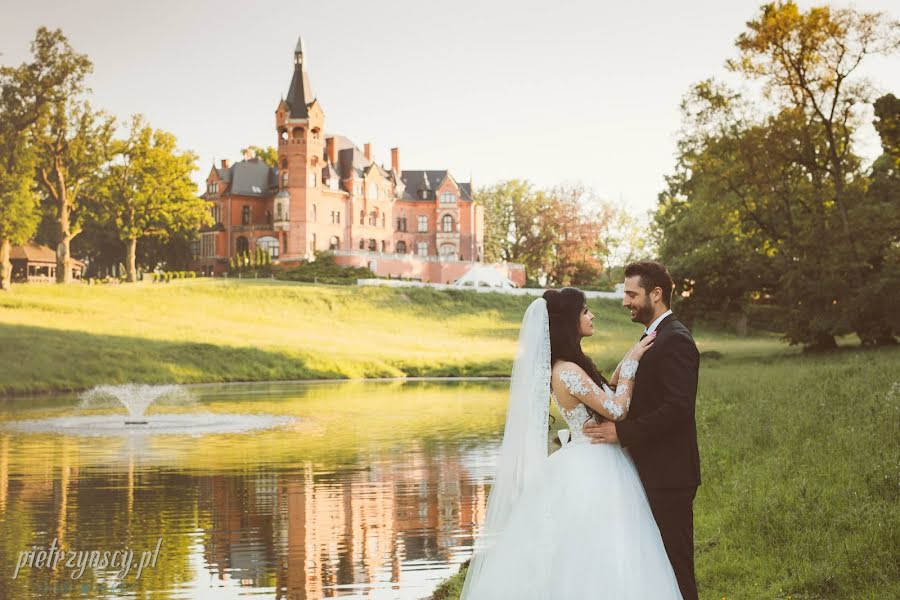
[192,37,523,285]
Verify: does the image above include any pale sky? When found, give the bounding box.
[2,0,899,216]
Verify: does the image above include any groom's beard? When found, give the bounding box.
[632,299,654,326]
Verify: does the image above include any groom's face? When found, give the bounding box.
[623,276,655,326]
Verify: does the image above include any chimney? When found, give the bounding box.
[364,143,372,162]
[391,147,400,176]
[220,159,229,169]
[326,137,336,165]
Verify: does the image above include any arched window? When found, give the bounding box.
[417,241,428,256]
[359,210,365,225]
[236,236,249,255]
[368,239,377,251]
[242,206,251,225]
[369,211,378,226]
[442,214,454,232]
[440,244,456,257]
[292,127,304,139]
[281,158,288,169]
[359,239,365,249]
[257,236,279,258]
[396,241,407,253]
[329,236,340,250]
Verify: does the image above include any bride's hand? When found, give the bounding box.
[628,331,657,360]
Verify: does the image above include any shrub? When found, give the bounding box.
[274,252,375,285]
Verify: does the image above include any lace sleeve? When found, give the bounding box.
[558,367,632,422]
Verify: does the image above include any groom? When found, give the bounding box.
[584,260,701,600]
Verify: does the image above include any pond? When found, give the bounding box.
[0,379,511,599]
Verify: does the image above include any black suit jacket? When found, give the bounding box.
[615,314,701,489]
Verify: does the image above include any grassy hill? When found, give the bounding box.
[0,279,790,396]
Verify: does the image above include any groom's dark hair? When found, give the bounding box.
[624,261,675,308]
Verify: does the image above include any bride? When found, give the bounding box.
[461,288,683,599]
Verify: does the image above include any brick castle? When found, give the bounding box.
[192,36,524,285]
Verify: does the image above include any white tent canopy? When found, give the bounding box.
[452,265,517,288]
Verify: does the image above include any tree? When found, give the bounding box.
[97,116,211,282]
[729,1,900,341]
[542,183,612,287]
[479,180,554,282]
[0,74,40,291]
[854,94,900,345]
[0,28,91,290]
[242,145,278,168]
[22,28,111,284]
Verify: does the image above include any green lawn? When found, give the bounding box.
[0,279,791,396]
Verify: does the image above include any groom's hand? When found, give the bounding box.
[584,420,619,444]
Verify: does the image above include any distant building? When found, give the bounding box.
[192,36,524,286]
[10,243,84,283]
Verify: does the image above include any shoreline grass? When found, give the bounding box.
[1,279,796,397]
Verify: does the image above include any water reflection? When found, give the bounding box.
[0,380,507,599]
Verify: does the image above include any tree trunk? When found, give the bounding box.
[126,237,137,282]
[56,238,73,284]
[0,238,11,292]
[734,308,749,337]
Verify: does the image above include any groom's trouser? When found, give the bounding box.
[646,487,698,600]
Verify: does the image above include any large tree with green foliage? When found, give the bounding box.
[0,77,40,291]
[479,179,624,286]
[97,116,210,282]
[25,28,115,283]
[0,28,92,290]
[657,3,899,348]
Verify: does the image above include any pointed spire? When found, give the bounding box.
[285,34,314,118]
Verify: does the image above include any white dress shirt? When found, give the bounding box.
[644,309,673,336]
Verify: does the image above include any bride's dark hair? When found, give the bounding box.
[543,287,610,423]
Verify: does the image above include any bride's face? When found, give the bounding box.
[579,304,595,337]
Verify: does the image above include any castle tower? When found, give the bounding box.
[274,35,326,259]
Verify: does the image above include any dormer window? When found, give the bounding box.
[440,192,456,204]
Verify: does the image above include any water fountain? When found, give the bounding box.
[3,384,296,436]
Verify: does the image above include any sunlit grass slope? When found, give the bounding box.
[1,279,791,395]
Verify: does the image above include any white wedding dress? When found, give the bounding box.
[461,299,683,600]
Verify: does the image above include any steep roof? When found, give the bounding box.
[285,36,314,118]
[11,242,84,266]
[226,159,278,197]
